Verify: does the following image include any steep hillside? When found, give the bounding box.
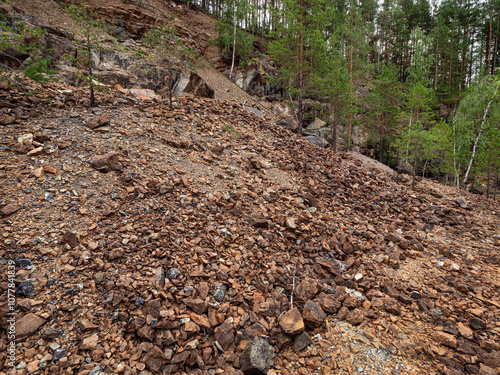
[0,1,499,375]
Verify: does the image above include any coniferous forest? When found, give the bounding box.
[197,0,500,195]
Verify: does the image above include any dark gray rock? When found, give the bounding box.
[213,284,227,302]
[245,106,263,117]
[240,337,274,374]
[53,349,68,361]
[293,332,312,352]
[276,117,298,133]
[89,366,102,375]
[469,317,487,330]
[305,136,328,148]
[15,258,33,270]
[165,268,180,279]
[17,280,36,297]
[455,197,467,208]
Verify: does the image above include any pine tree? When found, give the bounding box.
[269,0,333,133]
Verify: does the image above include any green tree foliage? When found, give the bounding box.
[0,21,57,82]
[213,0,254,71]
[269,0,336,133]
[452,74,500,188]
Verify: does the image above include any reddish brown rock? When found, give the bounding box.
[215,319,235,351]
[77,319,99,332]
[269,328,290,351]
[142,345,166,372]
[60,230,78,248]
[1,203,21,216]
[15,313,46,339]
[318,292,342,314]
[186,298,208,315]
[384,297,400,315]
[346,308,365,325]
[295,278,318,302]
[81,335,99,350]
[90,151,123,172]
[88,113,110,129]
[278,308,304,335]
[302,300,326,328]
[481,352,500,369]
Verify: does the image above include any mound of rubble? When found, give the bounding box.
[0,74,499,375]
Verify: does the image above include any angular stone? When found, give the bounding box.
[295,278,318,302]
[53,349,68,361]
[88,113,110,129]
[90,152,122,173]
[457,322,474,340]
[245,323,267,338]
[142,299,161,319]
[293,332,312,352]
[240,337,274,374]
[469,317,487,330]
[61,231,78,248]
[142,345,166,373]
[343,296,360,309]
[435,331,458,348]
[302,300,326,328]
[250,218,269,228]
[278,308,304,335]
[481,351,500,369]
[318,292,342,314]
[165,268,180,279]
[81,335,99,350]
[186,298,208,315]
[15,313,46,339]
[346,308,365,326]
[270,327,292,350]
[455,197,467,208]
[77,319,99,332]
[478,363,498,375]
[1,203,21,216]
[337,306,349,321]
[214,319,235,351]
[171,350,190,364]
[42,328,61,339]
[384,298,400,315]
[17,280,36,297]
[213,284,227,302]
[316,257,341,276]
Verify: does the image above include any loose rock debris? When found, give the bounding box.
[0,72,499,375]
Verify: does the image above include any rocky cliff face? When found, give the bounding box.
[0,0,217,101]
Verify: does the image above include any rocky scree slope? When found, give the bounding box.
[0,0,263,108]
[0,72,499,375]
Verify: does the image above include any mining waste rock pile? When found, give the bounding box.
[0,73,499,375]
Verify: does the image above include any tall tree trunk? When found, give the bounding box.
[434,28,439,91]
[331,95,338,153]
[492,9,500,74]
[87,35,95,108]
[412,138,418,191]
[487,151,492,199]
[297,5,304,134]
[379,112,384,162]
[449,23,454,89]
[487,4,493,74]
[462,79,500,187]
[495,170,498,201]
[387,16,392,64]
[229,5,237,81]
[348,36,353,148]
